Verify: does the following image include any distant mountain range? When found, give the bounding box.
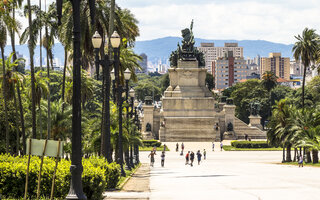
[134,37,294,65]
[4,37,294,68]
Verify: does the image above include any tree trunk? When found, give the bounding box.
[302,60,308,110]
[27,0,37,139]
[10,10,26,154]
[13,87,20,155]
[39,0,42,72]
[1,47,10,154]
[17,81,26,154]
[293,148,297,162]
[306,149,312,163]
[125,150,131,170]
[39,105,43,139]
[62,49,67,112]
[312,150,319,164]
[282,146,285,163]
[45,27,51,139]
[286,144,292,162]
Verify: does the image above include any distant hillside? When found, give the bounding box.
[134,37,294,64]
[3,37,294,68]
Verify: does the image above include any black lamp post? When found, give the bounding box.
[123,68,132,170]
[129,88,135,167]
[110,31,126,176]
[92,31,112,163]
[133,101,140,164]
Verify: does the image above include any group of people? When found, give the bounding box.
[212,142,224,151]
[148,150,166,167]
[185,149,206,166]
[148,142,225,168]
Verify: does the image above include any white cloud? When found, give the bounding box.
[117,0,320,44]
[13,0,320,45]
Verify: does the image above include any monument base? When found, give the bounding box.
[249,115,262,130]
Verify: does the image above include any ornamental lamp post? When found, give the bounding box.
[133,99,140,164]
[129,87,135,166]
[111,31,126,176]
[124,68,132,169]
[92,31,113,163]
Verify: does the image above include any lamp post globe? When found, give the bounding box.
[124,68,131,81]
[110,31,121,48]
[129,88,135,98]
[92,31,102,49]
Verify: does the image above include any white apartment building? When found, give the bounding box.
[197,42,243,72]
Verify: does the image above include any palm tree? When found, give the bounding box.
[0,53,25,154]
[261,71,277,92]
[23,0,38,139]
[25,71,49,139]
[0,3,19,153]
[293,28,319,110]
[291,107,320,163]
[267,99,294,162]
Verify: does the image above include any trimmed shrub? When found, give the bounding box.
[143,140,161,147]
[0,154,120,199]
[231,141,270,148]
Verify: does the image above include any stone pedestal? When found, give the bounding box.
[142,104,154,138]
[249,115,262,130]
[160,60,218,142]
[224,104,236,131]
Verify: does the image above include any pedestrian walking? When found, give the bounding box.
[163,144,167,152]
[176,143,179,152]
[298,155,303,167]
[197,150,202,165]
[185,151,190,165]
[153,146,157,153]
[212,142,215,151]
[148,151,156,167]
[203,149,206,160]
[181,143,184,152]
[161,151,165,167]
[190,151,195,167]
[220,142,223,151]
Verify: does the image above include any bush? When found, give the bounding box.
[0,154,121,199]
[231,141,270,148]
[143,140,161,147]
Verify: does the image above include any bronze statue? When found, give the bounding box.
[169,20,205,67]
[250,101,261,116]
[146,123,152,132]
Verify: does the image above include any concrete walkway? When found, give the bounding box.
[105,142,320,200]
[143,142,320,200]
[104,163,150,200]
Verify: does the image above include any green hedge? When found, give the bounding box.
[143,140,161,147]
[0,154,120,199]
[231,141,270,148]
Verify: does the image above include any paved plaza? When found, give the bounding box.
[106,142,320,200]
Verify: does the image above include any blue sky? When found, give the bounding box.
[24,0,320,44]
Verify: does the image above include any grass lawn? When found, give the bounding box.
[117,163,141,189]
[223,145,283,151]
[281,162,320,167]
[139,146,170,151]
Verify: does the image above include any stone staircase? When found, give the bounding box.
[233,118,266,139]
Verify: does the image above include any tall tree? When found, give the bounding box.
[0,2,18,153]
[261,71,278,92]
[293,28,319,110]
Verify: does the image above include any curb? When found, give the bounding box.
[118,163,142,190]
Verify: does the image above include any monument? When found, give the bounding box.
[140,21,267,141]
[159,20,218,141]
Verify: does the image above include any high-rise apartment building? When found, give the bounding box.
[260,53,290,80]
[197,42,243,72]
[213,51,249,90]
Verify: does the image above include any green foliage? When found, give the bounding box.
[205,72,214,90]
[231,141,270,148]
[0,154,121,199]
[143,140,161,147]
